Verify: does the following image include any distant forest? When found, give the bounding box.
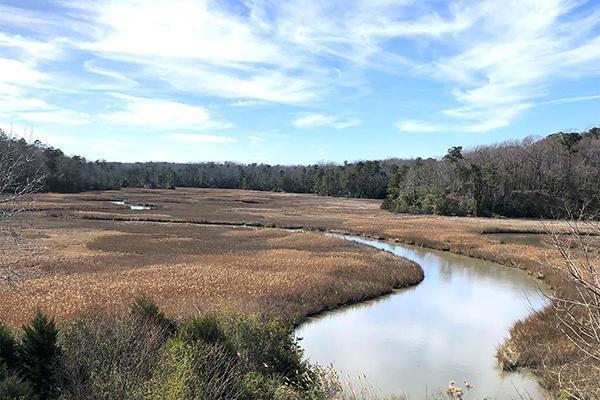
[1,127,599,218]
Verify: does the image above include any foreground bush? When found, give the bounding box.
[147,338,243,400]
[55,313,170,400]
[149,312,319,400]
[0,299,341,400]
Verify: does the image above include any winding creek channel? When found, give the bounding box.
[83,206,550,398]
[295,234,549,399]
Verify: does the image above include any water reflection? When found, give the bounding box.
[296,235,549,399]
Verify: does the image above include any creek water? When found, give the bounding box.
[295,234,549,399]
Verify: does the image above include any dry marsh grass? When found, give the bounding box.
[0,218,422,329]
[4,188,599,396]
[22,188,568,287]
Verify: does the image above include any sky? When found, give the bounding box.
[1,0,600,164]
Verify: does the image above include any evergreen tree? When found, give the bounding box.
[0,323,18,376]
[19,312,59,400]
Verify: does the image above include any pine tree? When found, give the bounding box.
[0,323,18,376]
[19,312,59,400]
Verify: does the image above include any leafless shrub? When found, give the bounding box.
[55,313,169,400]
[543,216,600,399]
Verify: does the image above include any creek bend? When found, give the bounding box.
[295,234,548,399]
[71,216,549,398]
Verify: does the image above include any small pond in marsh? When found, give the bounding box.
[110,200,152,210]
[295,235,549,399]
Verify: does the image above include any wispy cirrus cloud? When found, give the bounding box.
[293,113,361,129]
[0,57,91,126]
[411,0,600,132]
[71,0,324,105]
[101,94,232,130]
[398,103,533,134]
[541,94,600,106]
[2,0,600,163]
[6,0,600,132]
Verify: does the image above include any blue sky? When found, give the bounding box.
[1,0,599,164]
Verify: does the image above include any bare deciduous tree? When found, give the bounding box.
[0,129,45,281]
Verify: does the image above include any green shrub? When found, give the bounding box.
[146,338,243,400]
[3,304,336,400]
[240,371,286,400]
[178,313,230,349]
[131,296,177,335]
[216,313,308,384]
[145,338,199,400]
[148,312,321,400]
[19,312,59,400]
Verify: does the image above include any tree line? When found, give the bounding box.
[384,128,600,218]
[0,129,390,198]
[1,127,599,218]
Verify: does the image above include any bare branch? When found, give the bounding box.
[0,129,46,282]
[544,212,600,398]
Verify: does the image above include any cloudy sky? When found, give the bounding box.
[1,0,600,163]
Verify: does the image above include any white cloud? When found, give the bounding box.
[0,57,46,86]
[83,59,138,86]
[397,121,443,133]
[269,0,476,67]
[167,133,237,143]
[147,62,321,104]
[69,0,323,104]
[16,110,91,126]
[86,0,284,65]
[3,0,600,143]
[248,135,264,142]
[0,93,91,126]
[293,113,361,129]
[229,99,267,107]
[398,102,533,133]
[410,0,600,132]
[0,32,61,59]
[541,94,600,106]
[0,57,91,126]
[102,94,232,130]
[0,35,97,125]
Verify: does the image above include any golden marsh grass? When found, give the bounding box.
[0,217,422,329]
[3,188,598,395]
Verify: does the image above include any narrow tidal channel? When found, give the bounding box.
[295,234,549,399]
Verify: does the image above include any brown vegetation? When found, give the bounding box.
[3,187,599,397]
[0,214,422,329]
[19,187,569,285]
